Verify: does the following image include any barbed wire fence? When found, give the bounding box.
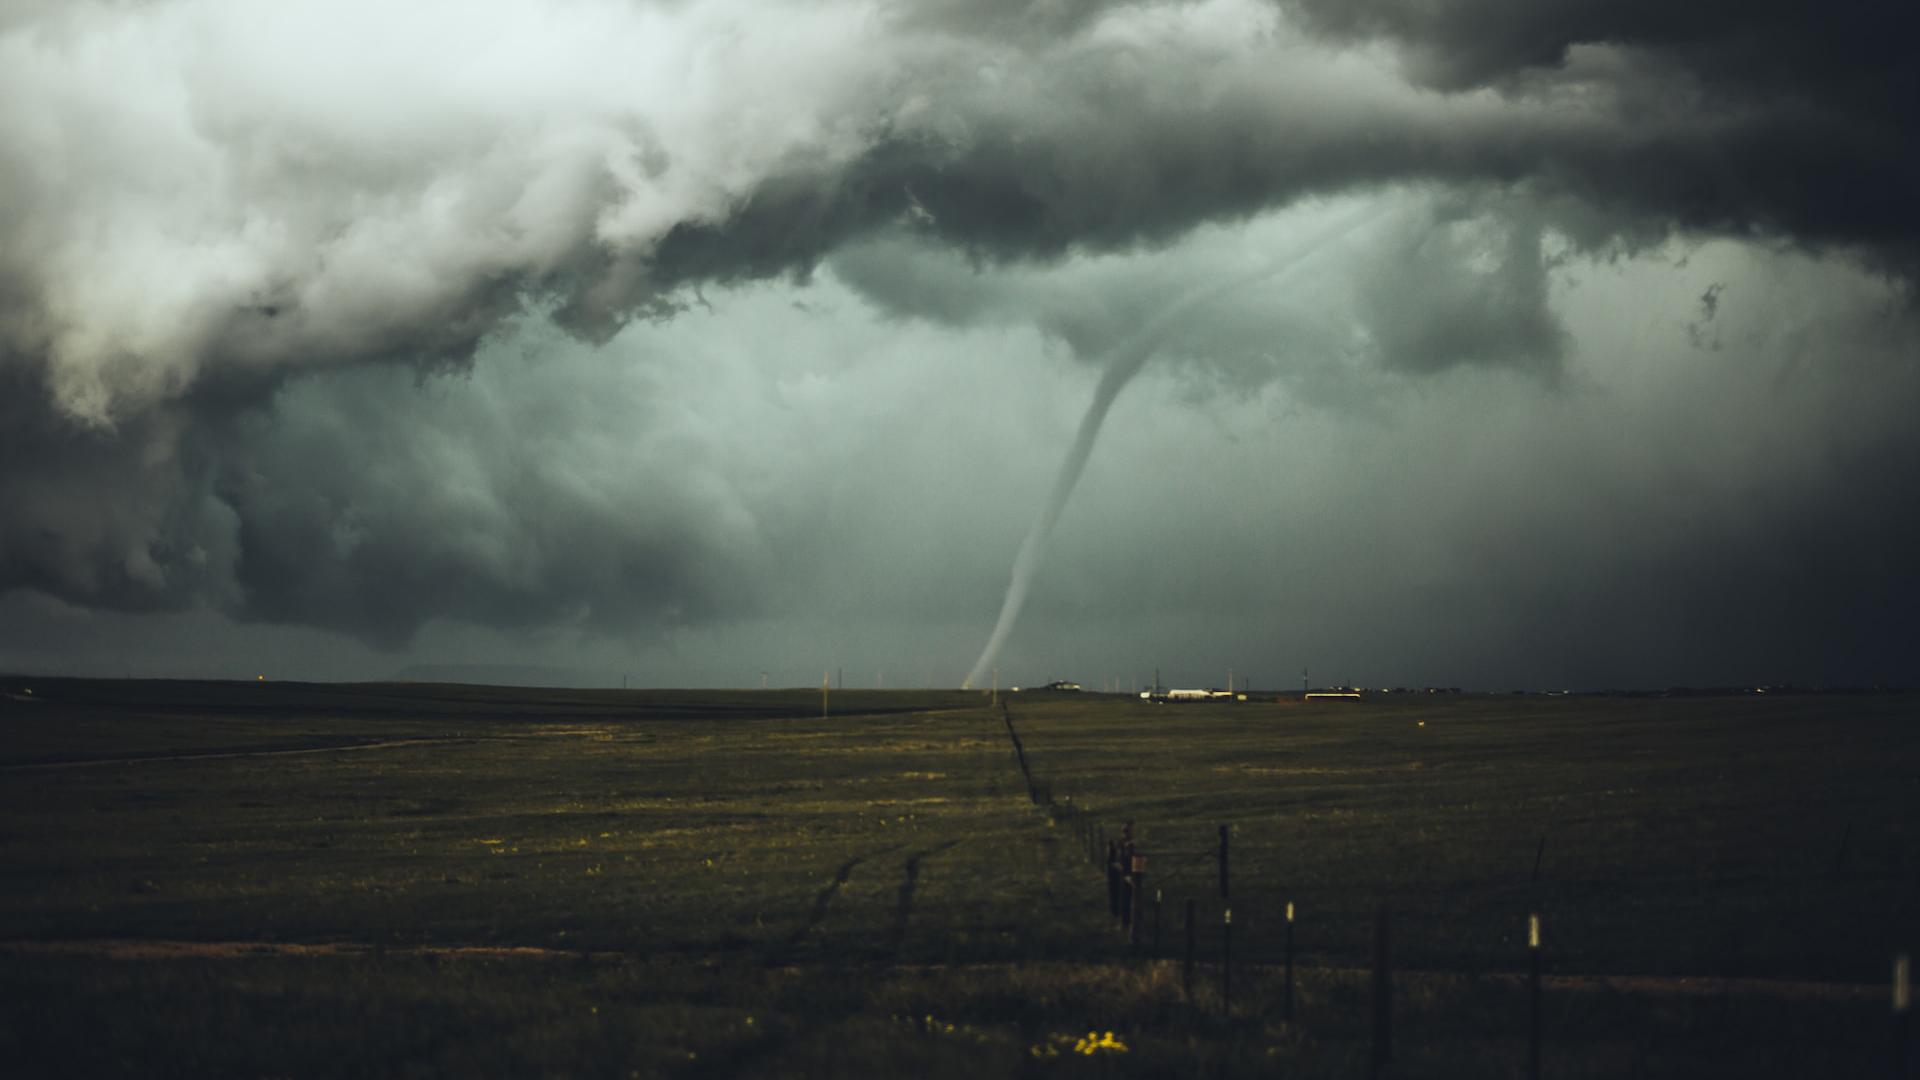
[994,700,1915,1077]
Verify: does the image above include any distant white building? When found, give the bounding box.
[1139,687,1243,702]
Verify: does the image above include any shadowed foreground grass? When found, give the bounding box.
[0,952,1894,1078]
[0,679,1913,1077]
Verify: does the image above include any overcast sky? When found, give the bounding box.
[2,0,1916,690]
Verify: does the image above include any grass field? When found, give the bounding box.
[1,678,1914,1077]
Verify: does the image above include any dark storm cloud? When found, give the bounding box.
[1279,0,1920,275]
[207,360,772,647]
[0,363,240,614]
[653,0,1920,287]
[1,0,1916,658]
[1279,0,1915,101]
[1354,197,1566,375]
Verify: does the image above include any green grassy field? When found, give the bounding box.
[1014,691,1920,980]
[0,678,1914,1077]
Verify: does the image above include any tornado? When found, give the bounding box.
[962,207,1382,690]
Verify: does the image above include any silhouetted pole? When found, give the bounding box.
[1106,839,1121,921]
[1153,888,1163,958]
[1183,898,1196,1000]
[1895,952,1912,1080]
[1529,913,1542,1080]
[1218,825,1230,900]
[1121,849,1136,941]
[1371,904,1393,1077]
[1222,903,1233,1015]
[1284,900,1295,1022]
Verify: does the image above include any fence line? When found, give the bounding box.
[993,703,1915,1073]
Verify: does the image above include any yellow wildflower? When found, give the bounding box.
[1073,1030,1130,1055]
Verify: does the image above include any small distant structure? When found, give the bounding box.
[1304,690,1363,701]
[1040,680,1083,692]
